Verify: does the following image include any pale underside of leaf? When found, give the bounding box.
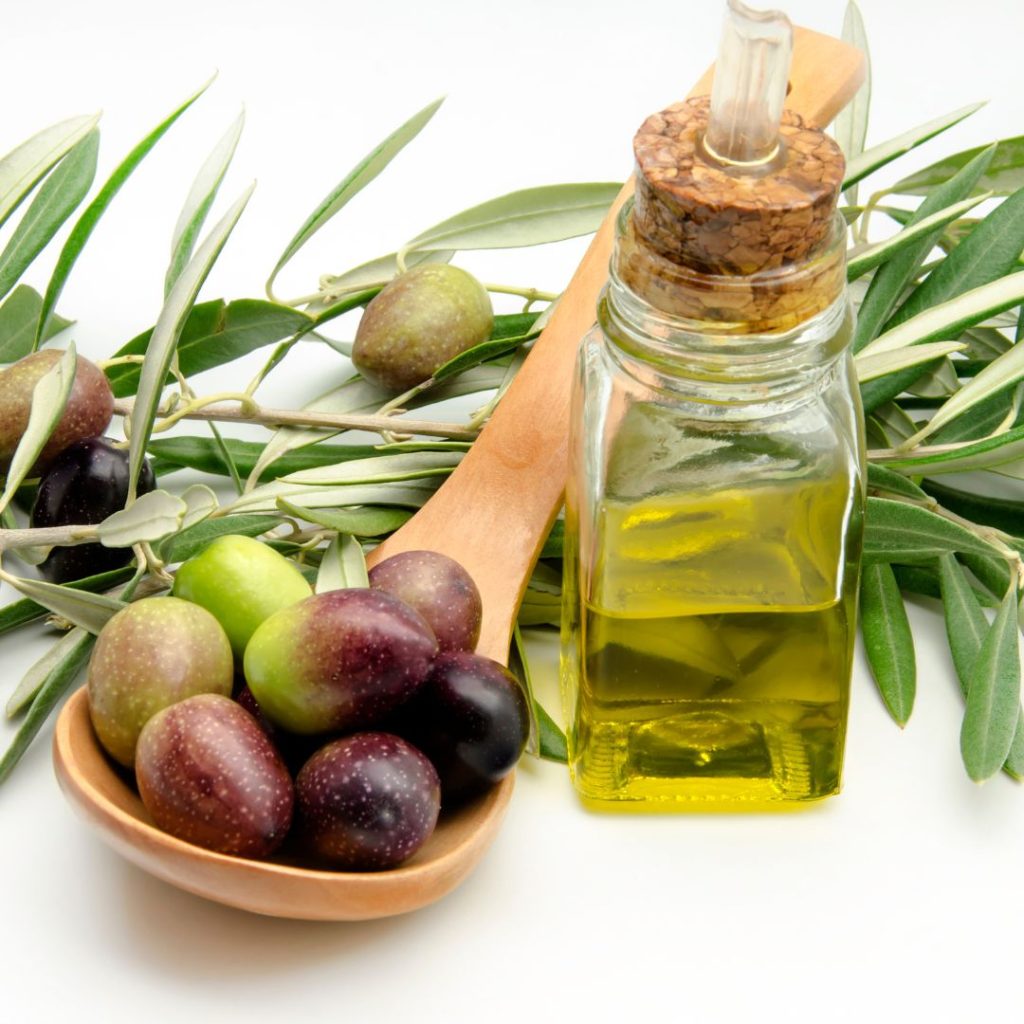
[855,341,965,383]
[315,534,368,593]
[97,489,187,548]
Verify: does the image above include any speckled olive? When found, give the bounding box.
[172,534,312,658]
[352,264,494,392]
[0,349,114,474]
[369,550,482,654]
[136,694,294,858]
[393,652,530,803]
[243,588,438,735]
[87,596,234,766]
[31,437,157,583]
[296,733,440,870]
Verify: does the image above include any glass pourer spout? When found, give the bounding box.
[704,0,793,167]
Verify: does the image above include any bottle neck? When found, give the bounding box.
[600,201,851,404]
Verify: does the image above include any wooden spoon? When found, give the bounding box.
[52,29,864,920]
[367,26,867,662]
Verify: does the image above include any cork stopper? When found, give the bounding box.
[631,0,844,278]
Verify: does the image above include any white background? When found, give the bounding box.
[2,1,1024,1021]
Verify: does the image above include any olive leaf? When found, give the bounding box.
[402,183,622,255]
[128,182,255,501]
[873,425,1024,477]
[887,184,1024,330]
[855,341,965,383]
[0,113,99,230]
[923,480,1024,537]
[900,315,1024,445]
[166,109,244,295]
[161,513,282,564]
[0,567,134,638]
[833,1,871,205]
[230,481,439,515]
[938,555,997,688]
[267,96,444,295]
[0,343,76,514]
[276,499,410,537]
[97,488,187,548]
[0,129,99,304]
[315,249,453,307]
[961,582,1022,782]
[279,450,462,487]
[0,286,72,363]
[315,534,368,593]
[893,134,1024,197]
[863,497,1004,563]
[843,102,984,189]
[179,484,219,530]
[6,625,88,719]
[846,195,987,282]
[508,625,540,756]
[853,144,995,353]
[865,463,928,500]
[860,562,916,725]
[35,78,213,348]
[0,628,95,785]
[1,574,125,635]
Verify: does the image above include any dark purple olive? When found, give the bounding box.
[31,437,156,583]
[369,550,482,653]
[296,733,440,870]
[136,694,294,859]
[244,589,439,735]
[394,652,530,804]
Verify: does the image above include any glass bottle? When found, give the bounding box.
[560,1,865,809]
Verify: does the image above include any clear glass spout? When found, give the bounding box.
[704,0,793,167]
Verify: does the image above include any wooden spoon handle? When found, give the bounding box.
[367,26,866,662]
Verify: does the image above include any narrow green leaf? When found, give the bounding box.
[315,249,452,305]
[961,583,1022,782]
[508,626,540,756]
[855,341,965,383]
[922,480,1024,537]
[535,700,568,763]
[930,384,1023,443]
[865,463,928,500]
[0,344,76,514]
[166,110,244,295]
[893,134,1024,197]
[873,424,1024,476]
[230,481,439,515]
[315,534,368,593]
[0,567,134,637]
[207,421,243,495]
[833,1,871,205]
[860,562,916,725]
[870,401,918,443]
[889,185,1024,330]
[0,286,72,363]
[433,331,535,383]
[276,499,410,537]
[843,102,984,189]
[0,114,99,230]
[938,554,994,690]
[404,183,622,254]
[97,488,186,547]
[905,356,960,399]
[268,97,444,293]
[128,183,255,500]
[0,130,98,303]
[959,552,1014,604]
[161,513,281,564]
[279,450,461,487]
[847,195,986,281]
[854,144,995,353]
[0,630,94,785]
[863,497,1004,563]
[179,484,219,530]
[7,626,88,718]
[2,574,125,634]
[35,80,212,347]
[962,326,1012,360]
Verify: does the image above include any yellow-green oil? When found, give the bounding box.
[561,476,859,808]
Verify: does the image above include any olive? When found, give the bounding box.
[31,437,156,583]
[352,264,494,392]
[136,694,294,859]
[369,550,482,654]
[0,349,114,474]
[392,652,530,804]
[296,733,440,870]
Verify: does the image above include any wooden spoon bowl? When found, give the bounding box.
[53,686,514,920]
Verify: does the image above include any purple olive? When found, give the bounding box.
[394,652,530,803]
[0,349,114,474]
[369,550,482,654]
[243,588,438,735]
[31,437,157,583]
[136,694,294,859]
[296,733,440,870]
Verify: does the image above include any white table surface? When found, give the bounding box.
[3,1,1024,1021]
